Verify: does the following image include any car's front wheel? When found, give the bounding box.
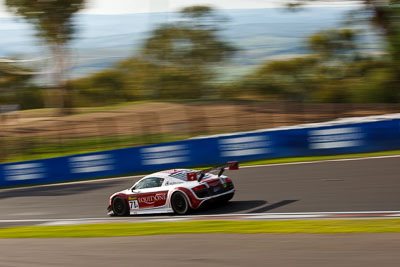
[171,192,189,215]
[112,196,129,216]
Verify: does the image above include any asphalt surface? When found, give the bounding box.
[0,156,399,224]
[1,156,400,266]
[2,234,400,267]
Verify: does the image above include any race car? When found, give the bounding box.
[107,161,238,216]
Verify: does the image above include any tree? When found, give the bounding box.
[236,56,320,101]
[71,69,125,106]
[0,62,33,89]
[142,6,236,98]
[0,62,44,109]
[308,29,357,58]
[5,0,86,113]
[232,27,392,103]
[285,0,400,102]
[0,62,34,97]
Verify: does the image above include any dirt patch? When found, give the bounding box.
[1,102,398,138]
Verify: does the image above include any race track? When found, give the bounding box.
[1,156,399,226]
[2,234,400,267]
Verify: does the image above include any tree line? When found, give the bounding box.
[1,1,400,111]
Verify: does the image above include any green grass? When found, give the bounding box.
[1,219,400,238]
[1,133,191,163]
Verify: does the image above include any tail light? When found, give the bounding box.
[193,185,207,191]
[192,184,209,198]
[225,178,231,183]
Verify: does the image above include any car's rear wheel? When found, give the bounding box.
[171,192,189,215]
[112,196,128,216]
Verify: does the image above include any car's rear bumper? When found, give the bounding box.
[197,190,235,208]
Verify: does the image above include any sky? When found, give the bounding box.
[0,0,362,17]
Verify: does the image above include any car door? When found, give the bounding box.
[128,177,168,211]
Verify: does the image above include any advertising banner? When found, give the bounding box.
[1,116,399,187]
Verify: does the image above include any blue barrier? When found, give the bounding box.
[1,116,400,187]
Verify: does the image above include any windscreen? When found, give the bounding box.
[169,170,212,181]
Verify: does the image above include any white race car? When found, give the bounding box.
[107,162,238,216]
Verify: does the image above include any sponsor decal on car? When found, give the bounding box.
[129,191,169,210]
[139,193,167,205]
[186,172,197,181]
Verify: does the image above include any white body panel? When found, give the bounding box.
[108,168,235,216]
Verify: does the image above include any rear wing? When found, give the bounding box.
[186,161,239,182]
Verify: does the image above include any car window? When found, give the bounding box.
[134,177,164,190]
[169,170,212,181]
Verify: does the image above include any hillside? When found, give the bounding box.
[0,6,381,80]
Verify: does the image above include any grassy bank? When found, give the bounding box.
[3,133,190,163]
[1,219,400,238]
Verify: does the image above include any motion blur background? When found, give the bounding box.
[0,0,399,164]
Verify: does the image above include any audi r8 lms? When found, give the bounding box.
[107,161,238,216]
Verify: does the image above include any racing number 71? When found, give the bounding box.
[129,200,139,209]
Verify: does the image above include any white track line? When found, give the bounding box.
[2,210,400,224]
[1,154,399,191]
[181,210,400,217]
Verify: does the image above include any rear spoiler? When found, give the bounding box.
[186,161,239,182]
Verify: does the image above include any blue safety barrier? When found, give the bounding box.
[1,116,400,187]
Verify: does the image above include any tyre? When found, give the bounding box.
[112,196,129,216]
[171,192,189,215]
